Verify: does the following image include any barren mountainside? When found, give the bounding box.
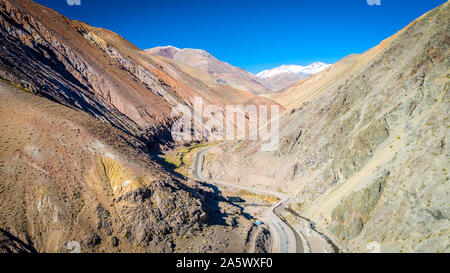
[0,0,273,253]
[0,0,448,254]
[202,1,450,253]
[146,46,275,94]
[0,0,278,150]
[0,80,203,252]
[0,80,262,253]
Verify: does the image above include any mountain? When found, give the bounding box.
[256,62,331,91]
[0,80,205,253]
[257,62,331,79]
[201,1,449,253]
[0,0,279,150]
[1,0,447,254]
[146,46,274,94]
[0,0,275,253]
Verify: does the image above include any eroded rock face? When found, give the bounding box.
[203,2,449,253]
[109,180,205,251]
[0,81,208,253]
[329,172,389,240]
[0,79,260,253]
[0,0,166,143]
[0,0,275,253]
[0,0,280,151]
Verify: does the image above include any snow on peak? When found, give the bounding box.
[160,45,180,50]
[256,62,331,80]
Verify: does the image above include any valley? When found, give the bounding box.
[201,2,450,253]
[0,0,448,254]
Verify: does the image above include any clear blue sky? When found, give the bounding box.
[35,0,446,74]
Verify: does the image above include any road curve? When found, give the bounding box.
[194,147,300,253]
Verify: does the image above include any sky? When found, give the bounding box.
[35,0,447,74]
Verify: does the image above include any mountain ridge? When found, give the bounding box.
[145,46,275,94]
[0,0,279,151]
[256,62,332,91]
[256,62,331,79]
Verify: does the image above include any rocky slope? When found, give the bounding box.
[0,79,261,253]
[146,46,274,94]
[202,2,450,253]
[0,0,278,151]
[0,79,202,252]
[0,0,274,253]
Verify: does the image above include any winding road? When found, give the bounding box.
[194,147,301,253]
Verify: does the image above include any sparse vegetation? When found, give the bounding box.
[237,190,279,204]
[161,141,220,177]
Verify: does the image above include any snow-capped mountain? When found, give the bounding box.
[255,62,331,91]
[257,62,331,80]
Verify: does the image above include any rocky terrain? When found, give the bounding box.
[0,0,274,253]
[202,2,450,253]
[0,78,264,253]
[0,0,448,254]
[0,0,278,150]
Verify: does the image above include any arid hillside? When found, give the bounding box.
[0,0,278,150]
[146,46,274,94]
[0,79,262,253]
[0,0,275,253]
[0,0,447,254]
[202,1,449,253]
